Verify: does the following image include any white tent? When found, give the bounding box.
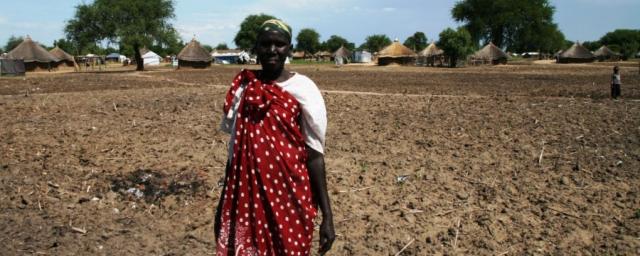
[142,50,161,66]
[353,50,372,63]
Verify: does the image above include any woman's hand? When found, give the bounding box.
[318,215,335,255]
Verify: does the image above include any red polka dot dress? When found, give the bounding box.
[216,70,320,256]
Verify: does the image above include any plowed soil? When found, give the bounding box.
[1,63,639,255]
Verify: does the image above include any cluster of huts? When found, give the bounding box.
[1,35,630,76]
[0,36,78,76]
[364,40,624,66]
[0,36,253,75]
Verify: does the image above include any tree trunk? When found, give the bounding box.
[133,43,144,71]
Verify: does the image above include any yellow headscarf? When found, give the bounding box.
[259,19,292,41]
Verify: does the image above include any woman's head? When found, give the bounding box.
[255,19,292,76]
[613,66,619,73]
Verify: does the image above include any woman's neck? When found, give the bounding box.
[260,67,292,83]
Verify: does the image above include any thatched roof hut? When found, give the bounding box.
[332,46,352,65]
[177,38,212,68]
[418,43,444,67]
[49,46,77,69]
[7,36,59,71]
[419,43,444,57]
[557,43,594,63]
[593,45,621,62]
[471,43,508,65]
[314,51,331,62]
[377,41,417,66]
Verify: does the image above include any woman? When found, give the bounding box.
[215,19,335,255]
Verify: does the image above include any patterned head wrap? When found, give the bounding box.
[259,19,292,42]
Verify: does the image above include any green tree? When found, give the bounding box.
[65,0,177,71]
[322,35,355,52]
[296,28,321,53]
[215,43,229,50]
[599,29,640,59]
[437,27,474,68]
[403,32,428,52]
[582,41,600,52]
[452,0,562,52]
[202,44,214,53]
[234,13,277,50]
[361,34,391,53]
[4,35,24,53]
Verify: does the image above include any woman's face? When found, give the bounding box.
[255,30,291,74]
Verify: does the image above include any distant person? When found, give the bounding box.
[611,66,621,99]
[215,19,335,255]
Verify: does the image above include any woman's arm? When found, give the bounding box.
[306,147,335,255]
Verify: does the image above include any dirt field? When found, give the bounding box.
[1,62,639,255]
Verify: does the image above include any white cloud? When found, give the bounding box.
[382,7,396,12]
[0,16,6,24]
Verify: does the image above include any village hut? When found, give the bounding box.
[471,42,508,65]
[0,58,26,76]
[418,42,444,66]
[557,43,595,63]
[315,51,331,62]
[353,50,372,63]
[332,46,352,65]
[49,46,77,69]
[140,48,161,66]
[377,40,417,66]
[7,36,59,71]
[291,51,314,61]
[211,49,249,64]
[105,53,127,63]
[177,38,212,68]
[593,45,621,62]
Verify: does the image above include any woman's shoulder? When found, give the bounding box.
[286,72,316,87]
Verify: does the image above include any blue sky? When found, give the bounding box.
[0,0,638,51]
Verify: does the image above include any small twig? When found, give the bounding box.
[453,219,461,249]
[394,238,415,256]
[547,206,581,219]
[112,102,118,112]
[435,209,456,216]
[538,144,545,165]
[71,226,87,234]
[338,186,374,193]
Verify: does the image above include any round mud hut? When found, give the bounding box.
[418,42,444,67]
[377,40,417,66]
[471,42,508,65]
[177,39,212,68]
[7,36,59,71]
[557,43,595,63]
[593,45,621,62]
[49,46,78,70]
[332,46,352,65]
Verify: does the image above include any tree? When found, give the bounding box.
[296,28,321,53]
[65,0,177,71]
[4,35,24,53]
[361,34,391,53]
[201,44,213,53]
[234,14,277,50]
[581,41,600,52]
[215,43,229,50]
[452,0,563,53]
[321,35,355,52]
[404,32,428,52]
[599,29,640,59]
[437,27,474,68]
